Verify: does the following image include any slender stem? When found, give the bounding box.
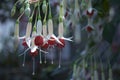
[44,53,47,64]
[48,0,52,19]
[19,48,30,56]
[32,57,35,75]
[39,49,42,64]
[29,5,36,22]
[88,18,92,25]
[58,48,62,68]
[43,3,48,24]
[88,0,92,8]
[22,51,26,67]
[50,48,54,64]
[38,1,41,19]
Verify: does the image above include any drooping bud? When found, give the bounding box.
[42,0,47,14]
[20,7,24,14]
[25,3,31,17]
[11,6,16,17]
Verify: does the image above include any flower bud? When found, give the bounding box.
[11,6,16,16]
[42,0,47,14]
[20,7,24,14]
[25,4,31,17]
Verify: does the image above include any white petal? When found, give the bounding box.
[88,7,93,13]
[52,34,62,44]
[31,46,38,53]
[19,36,25,39]
[26,37,31,48]
[62,37,73,42]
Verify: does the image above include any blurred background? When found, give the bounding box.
[0,0,120,80]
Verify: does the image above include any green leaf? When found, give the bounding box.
[103,23,116,44]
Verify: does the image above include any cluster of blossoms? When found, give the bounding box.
[69,0,112,80]
[12,0,72,75]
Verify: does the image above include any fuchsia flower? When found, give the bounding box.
[34,19,44,47]
[58,21,72,42]
[47,19,62,46]
[86,8,94,17]
[86,25,94,33]
[13,0,73,75]
[86,0,95,17]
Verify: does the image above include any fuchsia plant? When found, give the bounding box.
[11,0,113,79]
[12,0,72,75]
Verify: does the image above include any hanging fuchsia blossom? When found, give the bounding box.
[12,0,73,75]
[86,0,95,17]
